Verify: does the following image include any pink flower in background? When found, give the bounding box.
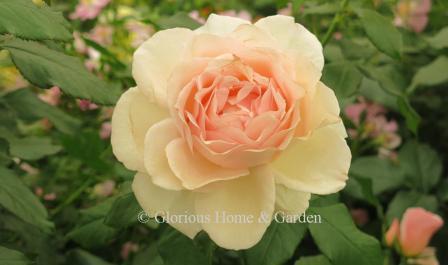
[89,24,113,46]
[189,10,206,24]
[43,193,57,201]
[126,21,155,48]
[99,122,112,139]
[120,242,139,260]
[385,208,443,257]
[350,208,370,226]
[70,0,111,21]
[394,0,432,33]
[77,99,99,111]
[93,179,115,197]
[39,86,61,106]
[278,3,292,16]
[345,98,401,154]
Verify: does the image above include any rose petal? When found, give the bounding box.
[111,87,169,172]
[196,13,250,36]
[275,183,311,217]
[254,15,324,71]
[133,28,194,107]
[143,119,183,190]
[166,138,249,189]
[132,172,201,238]
[385,218,400,247]
[271,125,351,194]
[195,166,275,250]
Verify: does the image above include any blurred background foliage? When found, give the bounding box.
[0,0,447,265]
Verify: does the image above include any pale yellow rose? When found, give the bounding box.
[111,14,351,250]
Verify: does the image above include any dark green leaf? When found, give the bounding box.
[67,249,113,265]
[0,39,120,105]
[104,192,141,228]
[132,245,164,265]
[385,190,438,224]
[398,141,442,192]
[303,3,338,15]
[3,88,80,134]
[308,204,383,265]
[397,97,420,134]
[408,56,448,93]
[322,61,362,98]
[427,26,448,50]
[158,227,211,265]
[0,167,53,232]
[0,0,72,41]
[67,219,117,249]
[295,255,332,265]
[245,222,307,265]
[356,9,402,59]
[0,246,31,265]
[350,156,404,195]
[157,12,201,30]
[358,78,398,111]
[358,64,407,97]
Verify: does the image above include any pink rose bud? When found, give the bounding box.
[386,218,400,247]
[400,208,443,257]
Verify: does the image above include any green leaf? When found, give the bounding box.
[245,222,307,265]
[302,3,338,15]
[0,167,53,232]
[158,228,212,265]
[358,64,407,97]
[157,12,201,30]
[322,61,362,98]
[67,249,113,265]
[397,97,420,134]
[358,78,398,111]
[349,156,404,195]
[427,26,448,50]
[398,141,442,192]
[0,246,31,265]
[308,204,383,265]
[0,0,72,41]
[67,219,117,249]
[408,56,448,93]
[104,192,141,228]
[295,255,332,265]
[0,39,120,105]
[132,245,164,265]
[356,9,402,59]
[385,190,438,224]
[3,88,80,134]
[0,127,61,160]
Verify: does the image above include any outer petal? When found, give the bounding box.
[295,81,346,138]
[255,15,324,71]
[132,172,201,238]
[195,13,250,36]
[271,125,351,195]
[385,218,400,247]
[133,28,194,107]
[111,87,169,172]
[166,138,249,189]
[143,119,183,190]
[195,166,275,250]
[400,208,444,257]
[275,183,311,217]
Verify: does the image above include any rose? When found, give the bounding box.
[386,207,444,257]
[111,14,351,250]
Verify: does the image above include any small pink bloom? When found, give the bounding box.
[386,218,400,247]
[400,208,443,257]
[395,0,432,33]
[126,21,155,48]
[77,99,98,111]
[219,10,252,21]
[351,208,370,226]
[120,241,139,260]
[93,179,115,197]
[278,3,292,16]
[39,86,61,106]
[43,193,57,201]
[99,122,112,139]
[88,24,113,46]
[70,0,111,21]
[35,187,44,197]
[189,10,206,24]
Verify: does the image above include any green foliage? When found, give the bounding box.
[295,255,332,265]
[0,0,72,41]
[322,61,362,98]
[0,246,31,265]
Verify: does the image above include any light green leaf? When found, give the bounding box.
[385,190,438,224]
[358,78,398,111]
[398,141,442,192]
[308,204,383,265]
[0,167,53,232]
[157,12,201,30]
[133,245,164,265]
[0,127,61,160]
[158,228,212,265]
[295,255,332,265]
[303,3,338,15]
[67,249,113,265]
[427,26,448,49]
[397,97,420,134]
[0,39,120,105]
[104,192,141,228]
[0,0,72,41]
[322,61,362,98]
[66,219,117,249]
[245,222,307,265]
[350,156,405,195]
[0,246,31,265]
[3,88,80,134]
[356,9,402,59]
[408,56,448,93]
